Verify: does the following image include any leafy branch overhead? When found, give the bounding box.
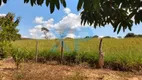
[0,0,7,5]
[1,0,142,33]
[78,0,142,33]
[24,0,66,13]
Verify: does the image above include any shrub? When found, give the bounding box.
[11,48,26,69]
[37,50,60,63]
[0,13,21,59]
[64,51,78,64]
[0,41,12,59]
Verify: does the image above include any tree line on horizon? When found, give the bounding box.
[20,32,142,40]
[85,33,142,39]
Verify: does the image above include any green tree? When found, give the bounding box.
[125,33,135,38]
[85,36,90,38]
[41,27,49,39]
[125,33,142,38]
[104,36,111,38]
[93,35,98,38]
[0,12,21,59]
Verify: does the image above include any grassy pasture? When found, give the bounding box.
[12,38,142,71]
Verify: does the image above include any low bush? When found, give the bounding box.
[11,48,26,69]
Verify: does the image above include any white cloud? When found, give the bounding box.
[0,14,6,17]
[66,34,76,38]
[29,28,38,33]
[64,8,71,14]
[52,13,82,34]
[29,26,43,39]
[98,36,104,39]
[29,8,93,39]
[35,25,42,29]
[35,17,54,25]
[21,36,29,38]
[35,17,43,24]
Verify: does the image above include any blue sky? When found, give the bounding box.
[0,0,142,39]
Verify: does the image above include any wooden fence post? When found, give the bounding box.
[35,40,38,62]
[60,40,64,64]
[98,38,104,68]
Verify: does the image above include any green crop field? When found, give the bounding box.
[12,38,142,71]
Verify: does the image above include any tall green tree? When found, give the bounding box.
[0,12,21,58]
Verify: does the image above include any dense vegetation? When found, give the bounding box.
[125,33,142,38]
[0,13,21,59]
[12,38,142,71]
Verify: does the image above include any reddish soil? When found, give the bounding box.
[0,58,142,80]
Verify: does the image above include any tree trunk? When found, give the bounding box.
[35,40,38,62]
[98,38,104,68]
[60,40,64,64]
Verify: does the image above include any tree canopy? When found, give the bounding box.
[0,12,21,58]
[1,0,142,33]
[79,0,142,33]
[125,33,142,38]
[0,13,21,41]
[41,27,49,39]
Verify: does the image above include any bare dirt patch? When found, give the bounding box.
[0,59,142,80]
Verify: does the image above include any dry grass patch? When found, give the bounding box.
[13,63,84,80]
[0,61,142,80]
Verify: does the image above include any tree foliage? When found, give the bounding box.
[125,33,135,38]
[0,12,21,58]
[1,0,142,33]
[125,33,142,38]
[24,0,66,13]
[0,13,21,41]
[0,0,7,6]
[41,27,49,39]
[79,0,142,34]
[11,48,25,69]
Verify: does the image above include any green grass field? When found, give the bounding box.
[12,38,142,71]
